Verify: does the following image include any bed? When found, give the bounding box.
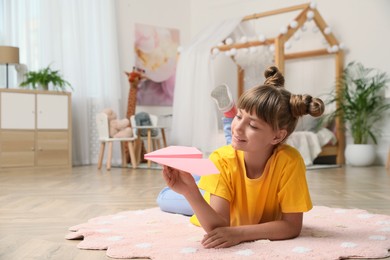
[286,116,338,166]
[214,3,346,164]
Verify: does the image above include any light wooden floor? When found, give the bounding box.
[0,164,389,259]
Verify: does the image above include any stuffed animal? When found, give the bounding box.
[102,108,133,138]
[110,118,133,138]
[102,108,117,122]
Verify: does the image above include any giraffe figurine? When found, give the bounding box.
[125,67,145,120]
[124,67,146,164]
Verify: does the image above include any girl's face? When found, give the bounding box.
[231,109,282,153]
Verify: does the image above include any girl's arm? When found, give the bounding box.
[186,192,230,233]
[202,212,303,248]
[162,166,230,232]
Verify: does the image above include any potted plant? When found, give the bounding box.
[20,65,73,91]
[323,61,390,166]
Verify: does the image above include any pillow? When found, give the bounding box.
[295,115,319,131]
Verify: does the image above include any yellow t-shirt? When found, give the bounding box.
[190,144,312,226]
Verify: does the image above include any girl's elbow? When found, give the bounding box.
[277,224,302,240]
[288,225,302,239]
[203,220,230,234]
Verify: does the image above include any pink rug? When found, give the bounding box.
[66,206,390,259]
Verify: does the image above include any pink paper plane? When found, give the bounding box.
[144,146,219,176]
[144,146,203,159]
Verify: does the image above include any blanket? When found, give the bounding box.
[286,128,337,166]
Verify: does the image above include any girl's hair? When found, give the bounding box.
[237,66,325,140]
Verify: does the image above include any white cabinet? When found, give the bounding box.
[37,94,68,129]
[0,89,72,168]
[1,92,35,129]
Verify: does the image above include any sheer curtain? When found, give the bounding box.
[171,17,242,155]
[0,0,122,166]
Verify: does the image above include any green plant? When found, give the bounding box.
[323,61,390,144]
[20,65,73,91]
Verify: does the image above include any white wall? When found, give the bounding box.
[115,0,191,116]
[115,0,390,164]
[115,0,191,140]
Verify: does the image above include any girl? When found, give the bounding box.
[161,66,325,248]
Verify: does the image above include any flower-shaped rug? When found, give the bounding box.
[66,206,390,259]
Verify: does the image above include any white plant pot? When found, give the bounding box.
[345,144,376,167]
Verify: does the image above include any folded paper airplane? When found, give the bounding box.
[144,146,219,176]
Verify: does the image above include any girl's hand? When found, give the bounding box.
[201,227,241,248]
[162,166,197,196]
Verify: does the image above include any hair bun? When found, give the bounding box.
[264,66,278,78]
[264,66,285,87]
[290,94,325,118]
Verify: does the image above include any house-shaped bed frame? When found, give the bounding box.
[214,3,345,164]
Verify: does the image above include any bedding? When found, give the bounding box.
[286,128,336,166]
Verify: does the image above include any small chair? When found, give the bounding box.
[96,113,138,170]
[130,113,165,151]
[130,113,167,166]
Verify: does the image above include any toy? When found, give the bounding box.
[102,108,133,138]
[125,66,145,120]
